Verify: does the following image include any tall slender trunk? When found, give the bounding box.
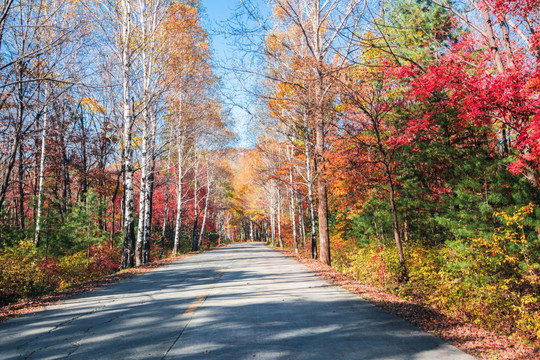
[136,0,158,265]
[173,133,184,255]
[277,185,283,248]
[386,166,407,281]
[298,195,306,247]
[34,98,48,247]
[288,158,298,253]
[121,97,135,269]
[143,114,157,263]
[33,132,39,223]
[135,108,149,266]
[120,0,136,269]
[161,146,171,257]
[309,0,330,265]
[217,210,224,245]
[15,58,25,220]
[192,163,199,251]
[373,114,407,281]
[79,113,88,201]
[197,166,210,249]
[61,114,70,216]
[18,137,24,230]
[0,61,24,219]
[270,195,276,246]
[315,114,330,264]
[111,169,122,247]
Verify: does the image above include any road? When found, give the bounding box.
[0,243,474,359]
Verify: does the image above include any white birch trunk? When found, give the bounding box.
[277,184,283,248]
[172,130,184,255]
[121,0,135,269]
[305,118,317,259]
[197,165,210,249]
[288,146,298,253]
[34,93,48,246]
[135,111,148,266]
[160,145,171,256]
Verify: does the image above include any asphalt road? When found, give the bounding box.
[0,243,475,359]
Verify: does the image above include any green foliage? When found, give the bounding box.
[41,189,108,256]
[344,195,393,247]
[377,0,457,64]
[0,215,30,249]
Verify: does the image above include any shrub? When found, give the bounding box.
[333,204,540,340]
[0,241,120,304]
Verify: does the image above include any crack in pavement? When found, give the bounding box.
[161,266,229,360]
[17,309,99,358]
[160,294,208,360]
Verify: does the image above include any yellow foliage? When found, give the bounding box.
[80,97,105,115]
[471,203,534,266]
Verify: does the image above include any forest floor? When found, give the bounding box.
[277,248,540,360]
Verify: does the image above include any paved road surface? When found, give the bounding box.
[0,243,474,359]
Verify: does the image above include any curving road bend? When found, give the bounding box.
[0,243,475,360]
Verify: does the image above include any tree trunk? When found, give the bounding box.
[121,97,136,269]
[277,185,283,248]
[387,169,408,282]
[120,0,135,269]
[34,99,48,247]
[79,113,88,201]
[173,135,184,255]
[305,125,318,259]
[270,196,276,246]
[289,161,298,253]
[18,135,24,230]
[0,61,25,218]
[315,114,330,265]
[298,195,306,248]
[135,108,149,266]
[161,146,171,257]
[144,113,157,264]
[192,164,199,251]
[198,166,210,249]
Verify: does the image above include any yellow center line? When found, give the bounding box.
[215,268,226,280]
[183,293,207,316]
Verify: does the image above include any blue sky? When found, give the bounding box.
[202,0,243,60]
[201,0,268,148]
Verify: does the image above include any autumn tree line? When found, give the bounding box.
[228,0,540,341]
[0,0,237,302]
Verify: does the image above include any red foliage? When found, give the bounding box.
[88,245,120,277]
[388,34,540,174]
